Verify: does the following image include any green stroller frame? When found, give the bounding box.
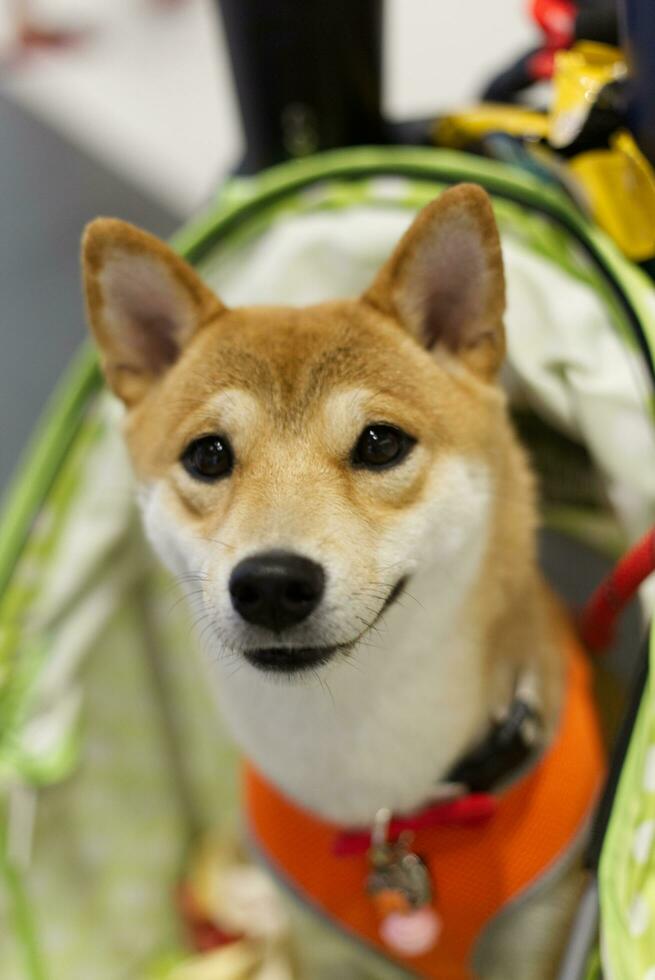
[2,146,655,979]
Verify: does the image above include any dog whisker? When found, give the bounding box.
[190,535,237,552]
[168,588,206,614]
[313,668,337,710]
[402,589,425,612]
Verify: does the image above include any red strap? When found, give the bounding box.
[177,883,242,953]
[530,0,577,47]
[527,48,557,82]
[523,0,577,82]
[579,526,655,653]
[332,793,497,857]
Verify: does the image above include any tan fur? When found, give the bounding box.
[365,185,507,380]
[83,219,223,404]
[82,186,570,978]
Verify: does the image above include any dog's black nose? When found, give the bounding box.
[229,550,325,631]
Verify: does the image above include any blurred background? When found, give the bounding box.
[0,0,535,490]
[1,0,536,213]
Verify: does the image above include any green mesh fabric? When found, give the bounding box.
[599,629,655,979]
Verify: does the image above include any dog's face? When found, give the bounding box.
[83,185,507,675]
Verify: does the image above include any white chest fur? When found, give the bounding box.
[209,559,490,826]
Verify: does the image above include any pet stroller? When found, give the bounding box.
[3,4,655,979]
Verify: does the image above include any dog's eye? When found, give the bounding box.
[181,435,233,481]
[352,425,415,470]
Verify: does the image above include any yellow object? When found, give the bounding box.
[434,104,548,149]
[550,42,626,149]
[168,943,261,980]
[435,44,626,152]
[189,833,290,941]
[168,832,297,980]
[569,131,655,260]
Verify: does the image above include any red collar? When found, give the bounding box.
[332,793,497,856]
[334,695,542,856]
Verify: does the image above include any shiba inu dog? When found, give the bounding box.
[82,185,603,979]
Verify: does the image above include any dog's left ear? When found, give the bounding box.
[363,184,505,381]
[82,219,225,405]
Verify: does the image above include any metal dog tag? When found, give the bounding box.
[366,809,441,956]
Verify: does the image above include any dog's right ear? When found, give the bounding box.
[82,219,225,405]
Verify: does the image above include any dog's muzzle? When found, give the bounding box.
[228,554,409,673]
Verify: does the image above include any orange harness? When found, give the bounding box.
[245,624,605,979]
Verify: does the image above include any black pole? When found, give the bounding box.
[618,0,655,166]
[216,0,385,174]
